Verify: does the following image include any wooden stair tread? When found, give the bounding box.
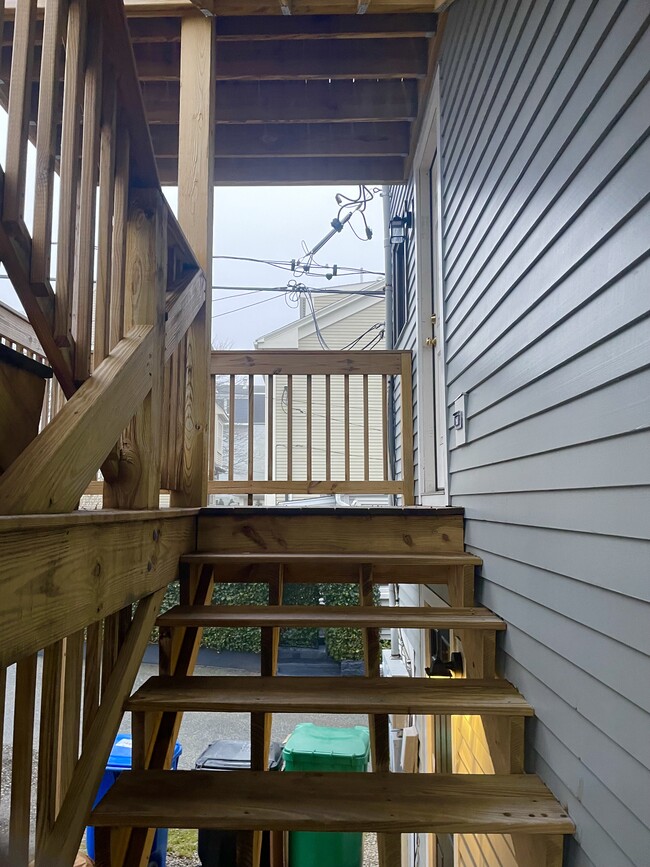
[157,605,504,630]
[125,676,533,716]
[181,552,482,566]
[91,770,573,834]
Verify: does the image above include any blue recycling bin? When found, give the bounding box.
[86,733,182,866]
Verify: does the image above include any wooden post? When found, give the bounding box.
[359,564,401,867]
[104,189,167,509]
[400,352,415,505]
[170,13,215,508]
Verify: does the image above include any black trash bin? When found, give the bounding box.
[195,739,283,867]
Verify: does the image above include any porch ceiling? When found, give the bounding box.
[4,2,443,185]
[132,9,439,184]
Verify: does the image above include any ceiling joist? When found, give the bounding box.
[157,156,406,186]
[130,37,428,80]
[141,79,419,125]
[150,121,411,158]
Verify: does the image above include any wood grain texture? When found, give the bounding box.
[104,190,167,510]
[36,590,166,867]
[54,0,86,347]
[90,770,575,834]
[169,13,214,509]
[157,604,503,630]
[31,0,67,292]
[9,653,37,865]
[0,325,155,515]
[0,510,195,667]
[126,676,533,717]
[3,0,37,225]
[196,510,465,554]
[211,349,404,376]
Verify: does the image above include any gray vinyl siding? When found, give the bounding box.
[390,181,419,499]
[436,1,650,866]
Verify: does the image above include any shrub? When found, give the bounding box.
[319,582,380,662]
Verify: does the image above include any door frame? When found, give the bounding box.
[413,69,450,506]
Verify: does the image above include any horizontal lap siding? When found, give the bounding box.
[438,0,650,865]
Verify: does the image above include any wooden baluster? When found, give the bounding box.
[286,373,293,483]
[208,373,216,482]
[363,373,370,481]
[344,373,350,481]
[36,641,65,854]
[9,654,38,865]
[55,0,87,348]
[267,374,274,482]
[382,374,389,481]
[59,631,84,802]
[83,621,103,737]
[74,5,102,383]
[169,348,183,491]
[4,0,37,228]
[229,374,235,481]
[400,353,415,505]
[247,373,254,504]
[32,0,68,294]
[306,373,312,484]
[109,128,130,351]
[325,373,331,481]
[159,357,172,491]
[94,65,117,367]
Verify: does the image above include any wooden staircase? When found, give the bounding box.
[90,508,573,867]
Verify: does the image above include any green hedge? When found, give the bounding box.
[155,581,319,653]
[319,583,380,662]
[155,580,377,659]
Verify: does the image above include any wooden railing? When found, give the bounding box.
[209,350,415,505]
[0,2,210,864]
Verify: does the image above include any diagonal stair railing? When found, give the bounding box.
[0,0,208,863]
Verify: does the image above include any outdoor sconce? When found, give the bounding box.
[389,212,412,245]
[426,651,464,679]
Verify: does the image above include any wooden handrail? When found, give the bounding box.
[0,3,209,864]
[209,349,415,506]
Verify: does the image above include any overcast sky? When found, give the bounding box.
[169,185,386,349]
[0,100,385,351]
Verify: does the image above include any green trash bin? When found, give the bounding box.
[283,723,370,867]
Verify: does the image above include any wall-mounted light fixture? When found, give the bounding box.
[426,652,464,679]
[389,212,412,245]
[426,627,464,678]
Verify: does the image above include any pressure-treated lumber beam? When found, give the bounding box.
[132,37,428,80]
[3,0,442,14]
[164,270,206,362]
[151,121,411,158]
[196,507,466,553]
[0,509,196,668]
[170,13,214,507]
[103,189,167,510]
[158,155,405,185]
[141,80,419,125]
[0,326,154,515]
[211,13,437,40]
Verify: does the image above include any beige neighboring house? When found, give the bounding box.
[255,280,387,505]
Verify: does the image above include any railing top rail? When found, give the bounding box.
[211,349,408,376]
